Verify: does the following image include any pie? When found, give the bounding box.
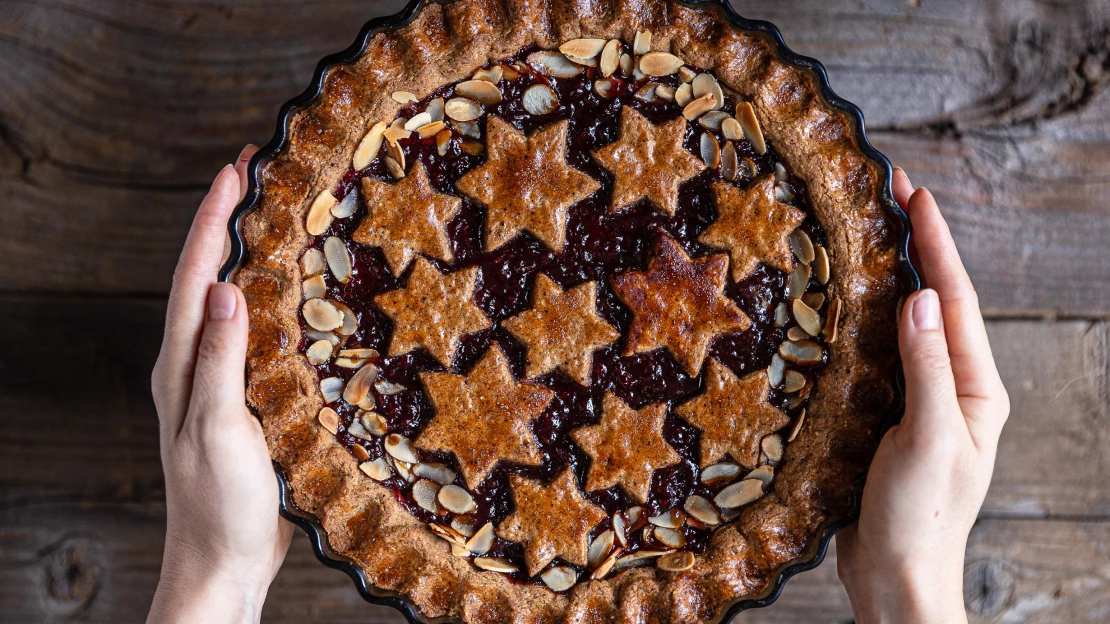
[234,0,907,621]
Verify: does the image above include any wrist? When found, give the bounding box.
[148,547,271,624]
[841,558,967,624]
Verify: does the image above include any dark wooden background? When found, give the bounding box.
[1,0,1108,621]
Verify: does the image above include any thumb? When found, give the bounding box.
[182,282,249,437]
[898,289,960,436]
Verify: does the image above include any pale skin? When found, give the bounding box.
[147,150,1008,623]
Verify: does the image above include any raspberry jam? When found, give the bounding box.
[302,47,830,584]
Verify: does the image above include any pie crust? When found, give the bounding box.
[234,0,907,621]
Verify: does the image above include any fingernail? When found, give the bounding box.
[895,166,913,187]
[912,288,940,330]
[208,283,237,320]
[237,145,253,163]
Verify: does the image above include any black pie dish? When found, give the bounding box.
[218,0,921,620]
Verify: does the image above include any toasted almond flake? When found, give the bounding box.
[684,495,721,526]
[641,526,653,543]
[774,302,789,327]
[588,530,615,568]
[358,394,377,411]
[438,484,476,514]
[813,245,831,285]
[459,138,484,156]
[353,121,388,170]
[384,155,404,180]
[338,348,377,359]
[412,479,441,513]
[306,339,333,365]
[779,339,824,365]
[522,84,559,115]
[594,79,614,98]
[384,433,419,464]
[451,541,469,556]
[677,66,697,83]
[674,82,693,107]
[347,417,374,441]
[701,462,741,487]
[735,102,767,154]
[591,547,623,579]
[306,328,339,348]
[656,85,676,102]
[360,457,391,481]
[435,128,452,156]
[747,464,775,487]
[614,549,670,571]
[774,162,788,182]
[784,383,812,411]
[300,248,326,276]
[317,407,339,434]
[691,73,724,111]
[648,508,685,528]
[429,523,467,546]
[466,522,495,555]
[639,51,684,76]
[741,156,758,179]
[324,237,352,283]
[319,377,343,403]
[600,39,621,77]
[455,121,480,139]
[375,379,406,395]
[416,120,446,139]
[331,300,358,336]
[414,462,455,485]
[391,91,418,104]
[393,459,414,483]
[682,93,716,120]
[303,298,343,331]
[612,512,628,548]
[715,478,765,509]
[762,434,785,464]
[721,141,738,181]
[789,230,815,264]
[803,292,826,310]
[528,50,582,78]
[474,557,517,573]
[473,66,503,83]
[784,370,807,393]
[775,181,796,203]
[350,443,370,462]
[541,565,577,591]
[383,122,412,146]
[343,362,380,405]
[721,117,744,141]
[792,299,823,336]
[767,353,786,388]
[824,297,841,343]
[358,410,388,436]
[654,526,686,548]
[306,190,337,235]
[699,133,719,168]
[619,53,634,77]
[501,64,522,80]
[560,38,607,60]
[634,83,659,103]
[786,326,808,342]
[787,263,811,299]
[427,97,445,121]
[302,275,326,301]
[452,517,478,537]
[633,30,652,55]
[657,550,695,572]
[787,408,807,442]
[456,80,502,105]
[445,97,483,122]
[384,136,407,173]
[626,506,644,529]
[403,112,432,132]
[332,192,358,220]
[698,111,729,131]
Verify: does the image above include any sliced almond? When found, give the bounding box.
[357,394,377,411]
[302,275,327,301]
[588,530,615,568]
[393,459,414,483]
[684,495,721,526]
[698,111,729,132]
[656,85,676,101]
[721,117,743,141]
[346,417,374,441]
[762,434,785,464]
[353,121,387,171]
[522,84,558,115]
[599,39,621,77]
[767,353,785,388]
[594,79,614,98]
[824,297,841,343]
[775,181,796,203]
[627,506,644,530]
[306,190,337,235]
[473,65,503,83]
[303,298,343,331]
[774,302,789,327]
[591,547,623,580]
[682,93,716,120]
[416,120,446,139]
[391,91,418,104]
[413,479,441,513]
[384,155,404,180]
[648,508,685,529]
[375,379,406,395]
[383,121,412,146]
[787,408,807,442]
[528,50,582,78]
[317,407,339,434]
[640,52,684,76]
[323,236,352,283]
[414,462,455,485]
[633,30,652,55]
[438,484,477,514]
[787,326,808,341]
[678,66,697,83]
[306,339,333,365]
[784,369,807,393]
[787,263,811,299]
[701,462,741,487]
[560,38,607,60]
[466,522,495,556]
[789,230,815,264]
[451,542,469,557]
[612,512,628,548]
[474,557,517,573]
[654,526,686,548]
[814,245,831,285]
[445,97,482,122]
[714,478,764,509]
[500,64,522,80]
[792,299,823,337]
[360,457,391,481]
[740,156,758,179]
[691,73,724,111]
[427,97,445,122]
[675,82,693,107]
[332,300,358,336]
[452,517,478,538]
[779,339,824,365]
[747,464,775,487]
[619,53,634,77]
[343,362,380,405]
[351,443,370,462]
[384,433,419,464]
[338,347,377,359]
[319,377,343,403]
[300,248,326,276]
[802,292,825,310]
[435,128,452,156]
[613,549,670,571]
[721,141,738,181]
[332,192,358,219]
[736,102,767,155]
[459,138,484,156]
[540,565,577,591]
[456,80,502,106]
[774,162,788,182]
[634,83,659,103]
[403,112,432,132]
[429,523,467,546]
[699,133,719,168]
[657,550,695,572]
[359,411,388,436]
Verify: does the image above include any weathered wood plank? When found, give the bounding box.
[0,0,1108,315]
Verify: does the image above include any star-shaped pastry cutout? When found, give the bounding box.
[374,257,491,367]
[700,175,805,281]
[498,468,607,576]
[609,232,751,376]
[353,161,462,276]
[591,105,705,215]
[571,393,682,503]
[455,117,600,252]
[501,274,619,386]
[675,359,790,469]
[416,345,554,489]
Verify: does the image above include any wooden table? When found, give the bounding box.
[1,1,1107,621]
